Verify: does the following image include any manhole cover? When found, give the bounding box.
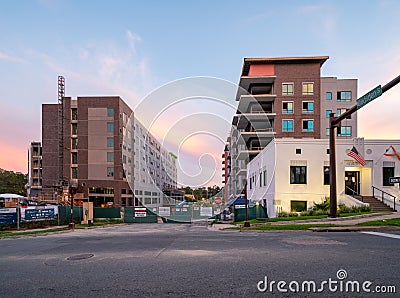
[67,254,94,261]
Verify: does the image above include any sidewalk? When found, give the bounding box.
[209,212,400,232]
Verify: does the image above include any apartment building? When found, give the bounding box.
[41,96,178,207]
[223,56,359,201]
[123,117,179,208]
[27,141,42,198]
[320,77,358,138]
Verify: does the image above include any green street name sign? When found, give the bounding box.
[357,85,383,109]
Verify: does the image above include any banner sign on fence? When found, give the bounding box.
[134,207,147,217]
[0,208,17,224]
[20,206,58,221]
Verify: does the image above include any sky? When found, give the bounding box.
[1,0,400,187]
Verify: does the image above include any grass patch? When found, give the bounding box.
[234,212,372,225]
[339,212,372,217]
[228,224,336,231]
[0,228,68,238]
[77,219,123,228]
[358,218,400,226]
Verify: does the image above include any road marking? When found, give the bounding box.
[361,231,400,240]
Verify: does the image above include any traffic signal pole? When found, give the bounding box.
[329,74,400,217]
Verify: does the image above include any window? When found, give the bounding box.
[282,102,294,114]
[336,108,348,116]
[71,152,78,164]
[107,137,114,147]
[302,82,314,95]
[337,126,352,137]
[282,83,294,95]
[296,148,301,155]
[107,122,114,133]
[282,120,294,132]
[290,166,307,184]
[259,172,262,187]
[326,128,330,136]
[107,167,114,177]
[71,123,78,135]
[107,152,114,162]
[263,170,266,186]
[302,120,314,132]
[324,166,330,185]
[71,108,78,120]
[249,177,252,190]
[291,200,307,212]
[71,138,78,149]
[337,91,352,102]
[326,92,332,100]
[302,101,314,113]
[71,167,78,179]
[107,108,114,117]
[326,110,332,118]
[383,166,395,186]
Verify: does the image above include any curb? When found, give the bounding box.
[309,225,400,232]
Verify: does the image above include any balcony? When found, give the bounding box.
[239,129,275,142]
[236,112,276,129]
[236,76,276,100]
[237,94,276,113]
[235,168,247,177]
[236,149,262,160]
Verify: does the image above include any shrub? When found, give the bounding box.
[278,211,289,217]
[351,205,371,213]
[315,209,328,216]
[338,204,351,214]
[312,197,330,211]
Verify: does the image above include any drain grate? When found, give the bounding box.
[67,254,94,261]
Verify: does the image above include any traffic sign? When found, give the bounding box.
[214,197,222,205]
[357,85,382,109]
[389,177,400,184]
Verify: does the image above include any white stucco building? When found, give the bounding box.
[247,137,400,217]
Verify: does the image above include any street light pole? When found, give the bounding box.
[329,113,338,217]
[69,180,78,229]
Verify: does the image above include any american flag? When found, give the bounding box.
[347,146,366,166]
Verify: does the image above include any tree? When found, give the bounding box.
[0,169,27,196]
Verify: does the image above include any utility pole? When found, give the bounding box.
[329,74,400,217]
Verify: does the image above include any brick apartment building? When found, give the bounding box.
[223,56,358,200]
[41,96,178,207]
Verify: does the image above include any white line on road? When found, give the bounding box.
[361,231,400,240]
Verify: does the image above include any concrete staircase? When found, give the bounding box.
[360,196,394,212]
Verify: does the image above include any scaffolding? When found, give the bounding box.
[57,76,66,187]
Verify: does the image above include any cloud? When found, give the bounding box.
[126,30,142,52]
[297,4,337,39]
[0,31,153,173]
[0,51,25,63]
[26,30,152,107]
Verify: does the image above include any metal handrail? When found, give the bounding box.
[345,186,361,198]
[372,186,397,211]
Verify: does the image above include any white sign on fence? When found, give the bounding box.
[200,207,213,217]
[159,207,171,217]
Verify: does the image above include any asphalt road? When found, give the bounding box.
[1,223,399,297]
